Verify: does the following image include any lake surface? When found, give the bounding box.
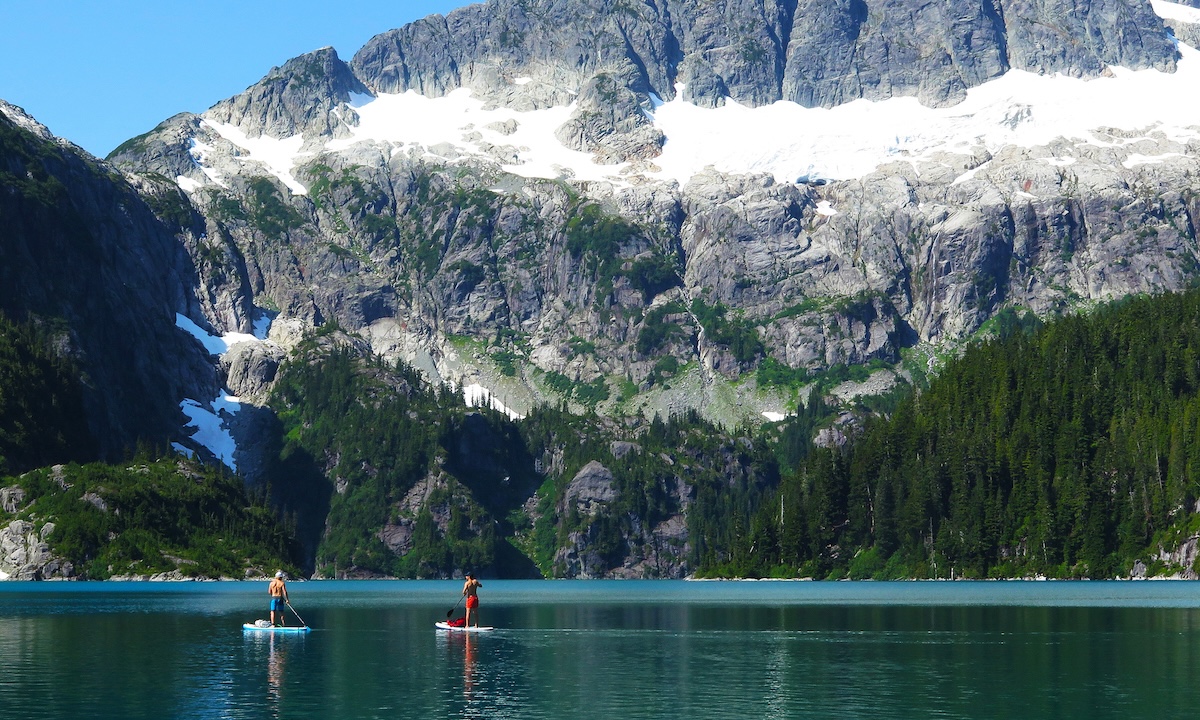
[1,580,1198,719]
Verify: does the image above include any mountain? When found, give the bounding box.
[106,0,1200,434]
[4,0,1200,578]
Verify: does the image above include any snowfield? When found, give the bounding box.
[182,0,1200,195]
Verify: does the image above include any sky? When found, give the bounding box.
[0,0,474,158]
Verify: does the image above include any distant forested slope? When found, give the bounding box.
[712,289,1200,579]
[0,313,95,475]
[262,329,780,579]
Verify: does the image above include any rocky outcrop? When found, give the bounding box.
[0,520,73,580]
[205,47,371,142]
[223,341,284,402]
[1131,534,1200,579]
[554,71,664,164]
[563,461,617,516]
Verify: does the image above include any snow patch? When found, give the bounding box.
[175,313,259,355]
[175,312,272,471]
[815,200,838,216]
[188,137,228,188]
[1153,0,1200,24]
[180,391,241,472]
[204,120,309,195]
[252,311,273,340]
[175,175,203,193]
[951,160,991,186]
[463,383,524,420]
[1124,152,1185,168]
[761,411,788,422]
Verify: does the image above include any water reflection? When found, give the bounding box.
[463,632,477,702]
[266,633,285,718]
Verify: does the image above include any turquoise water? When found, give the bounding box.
[1,580,1198,718]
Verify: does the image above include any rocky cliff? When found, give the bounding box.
[349,0,1176,111]
[0,103,222,460]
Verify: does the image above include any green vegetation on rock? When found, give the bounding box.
[0,456,302,579]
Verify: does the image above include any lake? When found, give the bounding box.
[0,580,1197,719]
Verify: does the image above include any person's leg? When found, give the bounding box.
[466,596,479,626]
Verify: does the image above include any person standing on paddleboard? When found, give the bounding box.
[462,572,482,627]
[269,571,290,627]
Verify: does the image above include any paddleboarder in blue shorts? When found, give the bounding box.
[269,571,289,626]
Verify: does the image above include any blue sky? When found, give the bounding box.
[0,1,473,157]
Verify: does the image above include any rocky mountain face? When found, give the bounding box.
[6,0,1200,576]
[351,0,1177,111]
[0,103,221,460]
[106,0,1200,423]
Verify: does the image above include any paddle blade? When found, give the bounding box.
[446,608,454,618]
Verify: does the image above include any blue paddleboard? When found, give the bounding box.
[243,623,311,633]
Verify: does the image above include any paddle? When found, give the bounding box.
[286,601,309,628]
[446,594,463,619]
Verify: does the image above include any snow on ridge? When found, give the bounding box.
[1152,0,1200,24]
[203,120,309,195]
[175,313,259,355]
[176,0,1200,192]
[463,383,524,420]
[315,38,1200,187]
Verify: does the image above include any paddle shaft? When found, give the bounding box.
[286,601,308,627]
[447,594,464,618]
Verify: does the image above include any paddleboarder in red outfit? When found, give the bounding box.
[462,572,482,627]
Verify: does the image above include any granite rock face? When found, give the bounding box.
[563,460,618,516]
[206,47,371,143]
[0,104,220,461]
[348,0,1177,112]
[0,519,73,580]
[554,70,664,164]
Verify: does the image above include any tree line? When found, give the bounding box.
[705,290,1200,579]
